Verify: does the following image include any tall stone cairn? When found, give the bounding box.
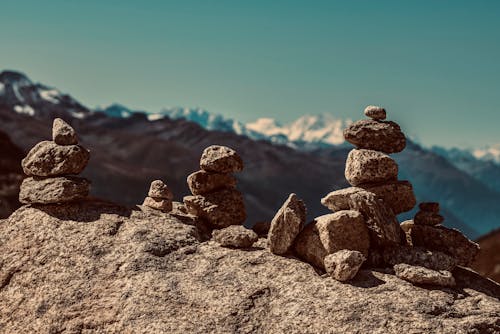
[19,118,91,204]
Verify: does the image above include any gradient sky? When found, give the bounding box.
[1,0,499,148]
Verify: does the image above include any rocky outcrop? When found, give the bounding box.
[394,264,456,287]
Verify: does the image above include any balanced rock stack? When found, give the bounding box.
[19,118,91,204]
[142,180,173,213]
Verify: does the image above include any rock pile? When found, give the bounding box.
[142,180,173,213]
[19,118,90,204]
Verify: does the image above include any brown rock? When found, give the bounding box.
[268,193,306,255]
[252,221,271,237]
[316,211,370,257]
[22,141,90,177]
[212,225,258,248]
[19,176,90,204]
[364,105,387,120]
[383,245,458,271]
[343,119,406,154]
[347,190,404,247]
[147,180,173,200]
[411,225,480,267]
[183,189,246,228]
[52,118,78,145]
[293,221,327,269]
[143,197,173,212]
[400,220,414,245]
[394,264,456,287]
[361,180,416,214]
[414,211,444,226]
[419,202,440,213]
[199,145,243,173]
[187,170,236,195]
[324,250,366,281]
[320,187,363,212]
[345,149,398,186]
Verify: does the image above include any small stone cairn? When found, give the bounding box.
[142,180,173,213]
[184,145,257,248]
[19,118,90,204]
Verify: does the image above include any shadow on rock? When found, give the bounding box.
[348,270,386,288]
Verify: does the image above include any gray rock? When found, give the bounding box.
[52,118,78,145]
[361,180,416,214]
[184,189,246,228]
[293,221,327,269]
[324,250,366,282]
[22,141,90,177]
[394,263,456,287]
[419,202,440,213]
[187,170,236,195]
[320,187,363,212]
[268,193,306,255]
[383,246,458,271]
[363,105,387,120]
[143,196,173,212]
[345,149,398,186]
[411,225,480,267]
[19,176,90,204]
[347,190,404,247]
[212,225,258,248]
[414,211,444,226]
[147,180,173,200]
[199,145,243,173]
[343,119,406,154]
[316,211,370,257]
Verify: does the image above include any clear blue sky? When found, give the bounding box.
[1,0,499,148]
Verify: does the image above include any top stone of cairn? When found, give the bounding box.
[200,145,243,173]
[52,118,78,145]
[148,180,173,200]
[364,105,386,120]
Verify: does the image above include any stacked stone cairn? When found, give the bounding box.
[142,180,173,213]
[184,145,257,248]
[19,118,90,204]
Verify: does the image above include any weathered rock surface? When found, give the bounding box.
[347,190,403,247]
[316,211,370,257]
[361,180,416,214]
[268,193,306,255]
[345,149,398,186]
[343,119,406,153]
[411,225,480,267]
[52,118,78,145]
[212,225,258,248]
[199,145,243,173]
[419,202,440,213]
[252,221,271,237]
[414,211,444,226]
[184,189,246,228]
[383,246,458,271]
[187,170,236,195]
[320,187,363,212]
[148,179,174,200]
[394,264,456,287]
[293,222,327,269]
[364,105,387,120]
[21,141,90,176]
[19,176,90,204]
[0,202,499,333]
[143,196,173,212]
[324,250,366,282]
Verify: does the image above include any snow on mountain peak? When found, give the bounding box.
[472,144,500,163]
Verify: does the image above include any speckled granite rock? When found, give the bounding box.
[361,180,416,214]
[321,187,363,212]
[52,118,78,145]
[187,170,236,195]
[199,145,243,173]
[394,263,456,287]
[343,119,406,153]
[212,225,258,248]
[345,149,398,186]
[19,176,90,204]
[364,105,387,120]
[324,250,366,282]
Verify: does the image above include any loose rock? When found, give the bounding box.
[394,263,456,287]
[252,221,271,237]
[419,202,440,213]
[383,245,458,271]
[52,118,78,145]
[148,180,173,200]
[414,211,444,226]
[19,176,90,204]
[293,222,327,269]
[324,250,366,281]
[199,145,243,173]
[320,187,363,212]
[364,105,387,120]
[268,193,306,255]
[361,180,416,214]
[143,196,173,212]
[345,149,398,186]
[212,225,258,248]
[187,170,236,195]
[343,119,406,154]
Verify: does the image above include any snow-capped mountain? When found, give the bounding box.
[472,144,500,164]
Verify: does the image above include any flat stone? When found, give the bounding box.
[320,187,363,212]
[252,221,271,237]
[268,193,306,255]
[212,225,258,248]
[343,119,406,154]
[394,263,456,287]
[22,141,90,177]
[347,190,404,247]
[383,245,458,271]
[361,180,416,214]
[183,189,246,228]
[316,211,370,257]
[364,105,386,120]
[345,149,398,186]
[410,225,479,267]
[147,180,173,200]
[199,145,243,173]
[187,170,237,195]
[419,202,440,213]
[143,196,173,212]
[414,211,444,226]
[324,250,366,282]
[293,221,327,269]
[52,118,78,145]
[19,176,90,204]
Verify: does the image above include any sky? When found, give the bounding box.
[1,0,499,148]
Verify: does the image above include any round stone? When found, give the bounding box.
[200,145,243,173]
[363,105,386,120]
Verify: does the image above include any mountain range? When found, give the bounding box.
[1,70,499,239]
